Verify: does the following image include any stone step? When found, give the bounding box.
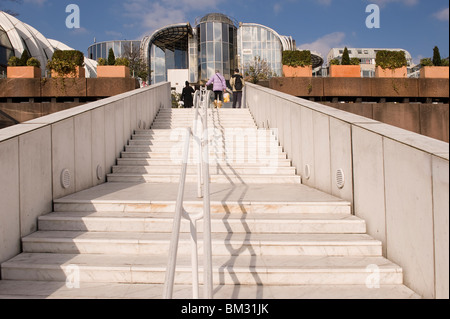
[124,145,284,153]
[53,198,352,215]
[0,280,421,299]
[116,158,292,166]
[1,253,401,286]
[20,231,381,256]
[127,139,279,146]
[134,129,275,136]
[106,173,302,184]
[38,212,366,234]
[112,165,296,175]
[120,151,288,159]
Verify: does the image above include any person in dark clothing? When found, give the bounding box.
[181,81,195,108]
[230,69,245,109]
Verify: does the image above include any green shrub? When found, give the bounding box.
[108,48,116,66]
[7,56,21,66]
[329,58,340,65]
[441,59,449,67]
[47,49,85,77]
[282,50,312,67]
[97,58,107,66]
[26,57,41,68]
[376,50,407,70]
[115,57,130,67]
[341,47,351,65]
[420,58,433,67]
[350,57,361,65]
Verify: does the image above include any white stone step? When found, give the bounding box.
[112,165,296,175]
[106,173,302,184]
[134,129,275,136]
[38,212,366,234]
[116,158,293,167]
[1,253,401,286]
[127,139,279,146]
[20,231,381,256]
[0,280,421,299]
[124,145,284,153]
[120,151,288,159]
[53,196,352,215]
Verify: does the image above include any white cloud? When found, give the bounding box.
[122,0,224,37]
[433,7,449,22]
[23,0,47,6]
[273,3,282,14]
[297,32,347,60]
[368,0,419,7]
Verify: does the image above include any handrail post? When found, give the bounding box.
[202,89,213,299]
[163,127,191,299]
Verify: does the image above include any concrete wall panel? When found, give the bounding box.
[91,107,106,185]
[51,118,75,199]
[432,155,449,299]
[384,139,434,298]
[0,138,20,267]
[352,126,387,254]
[74,112,93,192]
[19,127,52,236]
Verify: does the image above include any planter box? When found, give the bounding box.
[282,65,312,77]
[329,65,361,78]
[7,66,41,79]
[51,66,85,78]
[420,66,449,79]
[375,66,407,78]
[97,66,130,78]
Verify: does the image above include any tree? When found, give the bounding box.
[433,46,442,66]
[244,56,274,84]
[107,48,116,66]
[19,49,30,66]
[122,43,150,81]
[341,47,351,65]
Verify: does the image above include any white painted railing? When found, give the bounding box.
[163,87,213,299]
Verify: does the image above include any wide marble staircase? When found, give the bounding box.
[0,107,420,299]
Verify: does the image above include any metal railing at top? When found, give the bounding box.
[163,87,213,299]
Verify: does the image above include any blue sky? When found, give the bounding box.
[4,0,449,64]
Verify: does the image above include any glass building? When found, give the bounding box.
[87,40,141,62]
[135,13,323,84]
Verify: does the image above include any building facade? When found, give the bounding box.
[87,40,141,62]
[326,48,414,77]
[138,13,322,85]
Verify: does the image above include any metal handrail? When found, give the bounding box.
[163,87,213,299]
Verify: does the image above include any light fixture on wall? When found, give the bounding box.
[336,168,345,189]
[61,169,71,189]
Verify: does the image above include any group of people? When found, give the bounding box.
[180,69,245,109]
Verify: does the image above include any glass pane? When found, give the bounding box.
[201,43,206,63]
[223,44,229,63]
[200,25,206,43]
[207,42,214,62]
[222,24,229,43]
[215,41,222,62]
[206,22,213,42]
[214,22,222,42]
[229,27,234,44]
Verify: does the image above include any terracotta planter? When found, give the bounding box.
[51,66,85,78]
[7,66,41,79]
[329,65,361,78]
[282,65,312,77]
[420,66,449,79]
[97,66,130,78]
[375,66,407,78]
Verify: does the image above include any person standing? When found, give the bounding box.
[181,81,195,108]
[206,70,227,108]
[230,69,245,109]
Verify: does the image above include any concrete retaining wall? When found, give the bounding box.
[246,83,449,299]
[0,82,171,269]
